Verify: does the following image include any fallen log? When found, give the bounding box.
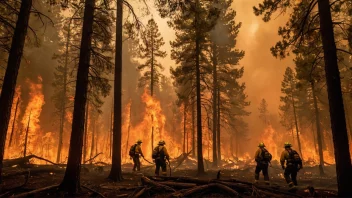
[12,184,59,198]
[82,185,106,198]
[84,152,102,164]
[173,151,193,170]
[141,177,176,192]
[133,187,146,198]
[3,166,65,179]
[3,155,60,168]
[181,183,239,197]
[159,181,197,189]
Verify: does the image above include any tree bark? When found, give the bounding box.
[311,81,325,175]
[125,100,131,161]
[109,99,113,157]
[108,0,123,181]
[23,111,31,157]
[8,97,20,148]
[192,98,196,157]
[291,95,303,159]
[217,89,221,163]
[58,0,95,193]
[0,0,32,182]
[195,0,205,175]
[56,20,71,164]
[212,43,218,167]
[183,103,187,153]
[83,101,89,162]
[318,0,352,195]
[90,119,95,161]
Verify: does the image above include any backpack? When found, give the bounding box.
[152,146,164,159]
[261,148,272,162]
[288,149,302,163]
[129,144,137,157]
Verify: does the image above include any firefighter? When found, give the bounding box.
[131,140,144,172]
[280,142,303,188]
[254,142,272,185]
[152,140,170,176]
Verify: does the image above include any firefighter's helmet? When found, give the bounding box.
[284,142,292,148]
[258,142,265,147]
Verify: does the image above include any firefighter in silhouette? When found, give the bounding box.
[129,140,144,172]
[152,140,170,176]
[254,142,272,185]
[280,142,303,188]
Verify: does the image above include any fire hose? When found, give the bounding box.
[142,157,154,164]
[167,159,172,176]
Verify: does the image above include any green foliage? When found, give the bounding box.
[138,18,167,92]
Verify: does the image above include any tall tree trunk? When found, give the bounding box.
[212,43,218,167]
[125,101,131,161]
[217,89,221,163]
[292,95,303,159]
[150,32,155,153]
[318,0,352,195]
[0,0,32,182]
[311,121,318,154]
[8,97,20,148]
[311,81,325,175]
[192,99,196,156]
[108,0,123,181]
[183,103,187,153]
[109,99,113,157]
[56,20,71,164]
[195,0,205,175]
[59,0,95,193]
[343,97,352,142]
[23,111,31,157]
[90,119,95,161]
[83,101,89,163]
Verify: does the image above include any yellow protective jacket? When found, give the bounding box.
[254,148,264,162]
[135,144,144,157]
[280,149,302,166]
[155,145,170,160]
[280,150,290,166]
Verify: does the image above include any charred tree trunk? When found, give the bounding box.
[56,21,71,164]
[8,97,20,148]
[0,0,32,182]
[311,81,325,175]
[195,0,205,175]
[58,0,95,193]
[318,0,352,195]
[212,43,218,167]
[217,89,221,163]
[125,101,131,161]
[23,111,31,157]
[291,95,303,159]
[110,99,113,157]
[90,119,95,161]
[183,103,187,153]
[83,101,89,162]
[108,0,123,182]
[192,99,196,157]
[151,33,155,153]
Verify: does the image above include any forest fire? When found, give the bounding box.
[121,90,182,163]
[0,0,350,196]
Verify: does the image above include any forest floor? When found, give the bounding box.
[0,161,338,197]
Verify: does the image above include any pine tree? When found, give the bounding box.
[0,0,32,182]
[167,0,219,174]
[209,0,246,165]
[138,18,167,96]
[258,99,269,125]
[254,0,352,194]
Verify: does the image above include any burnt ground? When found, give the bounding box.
[0,160,338,197]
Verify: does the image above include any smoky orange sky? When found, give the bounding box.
[139,0,294,135]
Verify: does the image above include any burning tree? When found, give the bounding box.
[279,67,303,159]
[254,0,352,195]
